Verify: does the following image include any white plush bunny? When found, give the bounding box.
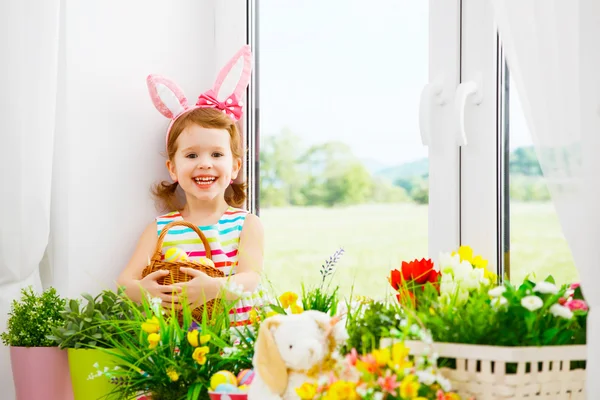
[247,310,348,400]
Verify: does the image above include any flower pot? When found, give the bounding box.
[208,393,248,400]
[68,348,120,400]
[10,346,73,400]
[381,338,587,400]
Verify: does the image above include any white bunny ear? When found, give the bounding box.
[255,317,288,395]
[146,74,188,118]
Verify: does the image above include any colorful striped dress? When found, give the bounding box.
[156,206,268,326]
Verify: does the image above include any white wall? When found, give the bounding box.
[52,0,217,298]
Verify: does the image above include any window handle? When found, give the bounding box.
[455,72,483,146]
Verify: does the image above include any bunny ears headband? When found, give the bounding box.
[146,45,253,148]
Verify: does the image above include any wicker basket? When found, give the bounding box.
[380,338,586,400]
[141,220,225,322]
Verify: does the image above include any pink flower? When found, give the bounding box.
[570,283,580,290]
[566,299,588,312]
[377,371,400,395]
[346,348,358,366]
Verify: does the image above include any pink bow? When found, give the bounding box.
[196,90,242,121]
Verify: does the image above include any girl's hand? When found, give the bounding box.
[173,267,219,307]
[139,270,182,306]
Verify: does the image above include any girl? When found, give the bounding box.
[118,46,264,326]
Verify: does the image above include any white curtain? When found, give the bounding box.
[491,0,600,395]
[0,1,62,398]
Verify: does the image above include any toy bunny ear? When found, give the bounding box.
[211,45,253,101]
[146,74,189,119]
[255,316,288,395]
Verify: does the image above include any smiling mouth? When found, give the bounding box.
[193,176,217,187]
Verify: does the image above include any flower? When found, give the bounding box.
[346,348,358,366]
[147,333,160,349]
[279,291,298,309]
[249,308,261,324]
[566,299,588,312]
[295,382,318,400]
[533,281,559,294]
[521,295,544,311]
[325,380,358,400]
[187,330,199,347]
[400,258,439,285]
[377,371,400,395]
[491,296,508,307]
[453,245,496,281]
[166,368,179,382]
[550,303,573,319]
[290,304,304,314]
[570,283,580,290]
[192,346,209,365]
[400,375,420,398]
[488,286,506,297]
[141,316,160,334]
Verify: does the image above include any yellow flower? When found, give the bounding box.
[187,330,199,347]
[400,375,421,398]
[472,254,488,269]
[279,291,298,309]
[324,381,358,400]
[391,342,413,370]
[372,348,390,366]
[141,316,160,334]
[148,333,160,349]
[295,382,318,399]
[249,308,261,324]
[192,346,210,365]
[290,304,304,314]
[166,368,179,382]
[200,334,211,345]
[455,245,474,262]
[266,311,279,318]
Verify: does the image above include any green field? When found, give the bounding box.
[260,202,578,300]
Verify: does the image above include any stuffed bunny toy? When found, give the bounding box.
[247,310,348,400]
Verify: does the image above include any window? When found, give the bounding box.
[256,1,435,298]
[503,69,578,285]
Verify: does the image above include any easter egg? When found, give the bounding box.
[238,385,249,392]
[237,369,254,386]
[165,247,188,262]
[214,383,239,394]
[197,257,215,268]
[210,370,237,390]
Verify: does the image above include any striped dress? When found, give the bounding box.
[156,207,268,326]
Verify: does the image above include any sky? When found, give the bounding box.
[258,0,532,168]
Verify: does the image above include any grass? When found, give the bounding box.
[259,202,578,300]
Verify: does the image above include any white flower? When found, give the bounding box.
[550,303,573,319]
[533,281,559,294]
[416,370,436,385]
[521,295,544,311]
[373,393,384,400]
[491,296,508,307]
[437,375,452,392]
[463,267,486,290]
[488,286,507,297]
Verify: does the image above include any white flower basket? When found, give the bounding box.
[380,339,587,400]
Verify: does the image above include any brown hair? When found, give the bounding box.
[152,108,247,211]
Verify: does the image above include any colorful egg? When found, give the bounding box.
[237,369,254,386]
[197,257,215,268]
[164,247,188,262]
[210,370,237,390]
[214,383,239,394]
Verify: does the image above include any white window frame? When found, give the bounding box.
[223,0,468,261]
[459,0,505,277]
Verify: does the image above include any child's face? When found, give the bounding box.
[167,124,241,204]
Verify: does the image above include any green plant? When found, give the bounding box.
[342,300,402,355]
[300,248,344,315]
[48,289,141,349]
[1,286,66,347]
[96,292,252,400]
[406,276,588,347]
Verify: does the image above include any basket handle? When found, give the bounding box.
[153,220,212,261]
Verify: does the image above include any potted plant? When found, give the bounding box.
[95,291,252,400]
[49,289,140,400]
[383,246,588,400]
[1,286,73,400]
